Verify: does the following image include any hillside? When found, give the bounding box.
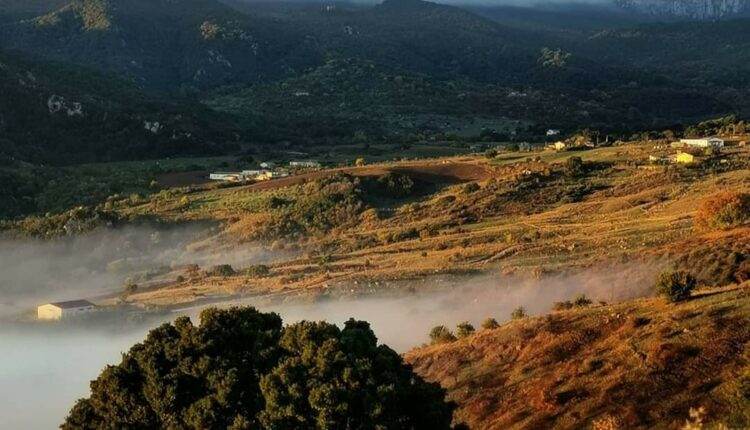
[19,135,745,307]
[405,286,750,429]
[0,48,238,164]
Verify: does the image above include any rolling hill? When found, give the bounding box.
[405,286,750,429]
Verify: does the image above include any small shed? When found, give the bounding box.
[675,152,695,164]
[38,300,96,320]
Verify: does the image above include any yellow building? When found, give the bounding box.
[37,300,96,320]
[675,152,695,164]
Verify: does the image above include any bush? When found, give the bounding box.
[208,264,236,277]
[245,264,271,278]
[463,183,481,194]
[511,307,527,320]
[62,309,457,429]
[694,191,750,231]
[573,294,593,308]
[429,325,457,345]
[122,281,138,297]
[481,318,500,330]
[564,156,585,177]
[456,321,475,339]
[552,301,574,311]
[656,271,697,302]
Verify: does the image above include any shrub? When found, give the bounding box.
[246,264,271,278]
[573,294,593,308]
[208,264,236,277]
[429,325,457,345]
[564,156,585,177]
[511,307,527,320]
[552,301,574,311]
[123,281,138,296]
[656,271,696,302]
[463,183,481,194]
[481,318,500,330]
[694,191,750,231]
[456,321,475,339]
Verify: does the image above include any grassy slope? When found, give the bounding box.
[404,287,750,429]
[96,141,750,306]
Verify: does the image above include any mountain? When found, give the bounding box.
[0,49,237,164]
[0,0,317,94]
[2,0,750,159]
[615,0,750,20]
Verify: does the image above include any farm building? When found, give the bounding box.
[209,172,242,181]
[674,152,696,164]
[260,162,276,169]
[677,137,724,149]
[38,300,96,320]
[290,160,321,168]
[552,141,567,151]
[546,129,561,137]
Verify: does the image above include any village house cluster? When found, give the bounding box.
[649,137,727,165]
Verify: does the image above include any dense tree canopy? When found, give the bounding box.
[62,307,456,430]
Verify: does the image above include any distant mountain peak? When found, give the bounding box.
[615,0,750,20]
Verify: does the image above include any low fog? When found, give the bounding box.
[0,222,662,429]
[0,223,281,318]
[213,262,660,351]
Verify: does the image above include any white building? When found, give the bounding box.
[289,160,321,168]
[38,300,96,320]
[258,171,289,181]
[260,162,276,169]
[546,129,561,137]
[679,137,724,149]
[209,172,242,181]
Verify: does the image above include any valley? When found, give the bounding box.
[3,0,750,429]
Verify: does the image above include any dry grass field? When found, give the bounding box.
[405,286,750,429]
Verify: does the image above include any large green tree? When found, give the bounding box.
[62,308,456,430]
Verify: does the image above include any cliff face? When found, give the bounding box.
[615,0,750,20]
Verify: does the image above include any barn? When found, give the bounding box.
[37,300,96,320]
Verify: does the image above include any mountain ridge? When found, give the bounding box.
[615,0,750,20]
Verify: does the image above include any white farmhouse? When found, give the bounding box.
[289,160,321,169]
[209,172,242,181]
[38,300,96,320]
[679,137,724,149]
[546,129,561,137]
